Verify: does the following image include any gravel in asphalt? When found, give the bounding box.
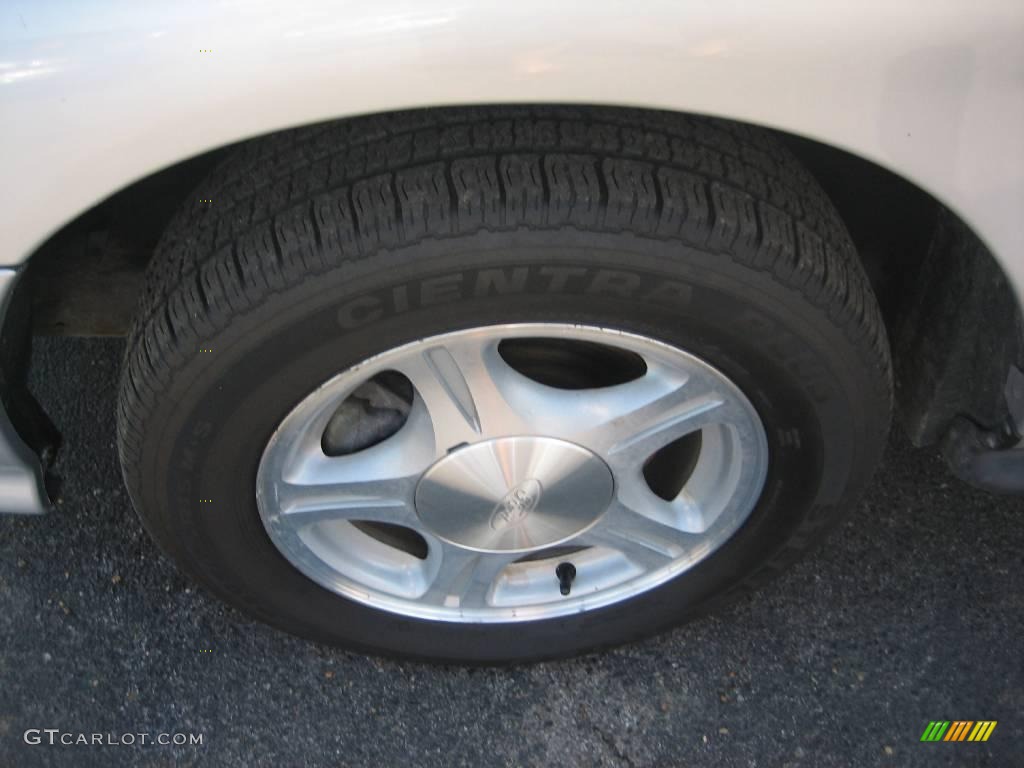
[0,337,1021,767]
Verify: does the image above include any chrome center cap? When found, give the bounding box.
[414,436,614,553]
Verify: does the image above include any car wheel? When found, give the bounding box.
[117,107,892,662]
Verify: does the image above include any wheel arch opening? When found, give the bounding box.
[13,104,1022,453]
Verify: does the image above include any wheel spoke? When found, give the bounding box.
[419,542,518,609]
[394,336,528,454]
[578,499,702,571]
[604,390,725,463]
[265,416,428,532]
[270,474,419,530]
[576,361,741,469]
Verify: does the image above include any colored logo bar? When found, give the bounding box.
[920,721,997,742]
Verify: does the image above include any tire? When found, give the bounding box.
[117,106,892,663]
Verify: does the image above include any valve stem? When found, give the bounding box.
[556,562,577,596]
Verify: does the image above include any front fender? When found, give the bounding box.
[2,0,1022,297]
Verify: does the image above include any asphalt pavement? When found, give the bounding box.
[0,337,1021,767]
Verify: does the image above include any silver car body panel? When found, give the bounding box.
[1,0,1022,512]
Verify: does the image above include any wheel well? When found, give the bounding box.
[781,134,938,323]
[783,134,1022,448]
[16,106,1022,447]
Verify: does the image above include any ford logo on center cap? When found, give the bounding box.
[490,478,543,530]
